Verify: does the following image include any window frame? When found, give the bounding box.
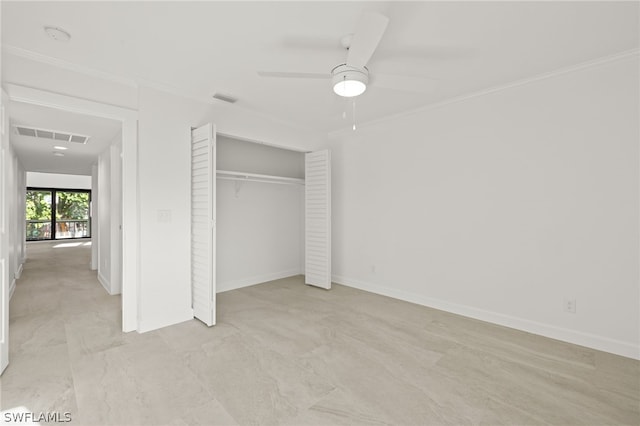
[26,187,92,241]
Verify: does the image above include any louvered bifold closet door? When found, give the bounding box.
[191,124,216,326]
[305,150,331,289]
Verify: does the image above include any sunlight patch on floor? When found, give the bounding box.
[52,242,83,248]
[1,406,40,425]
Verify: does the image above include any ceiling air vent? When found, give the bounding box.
[36,129,54,139]
[16,127,37,137]
[54,132,72,141]
[69,135,89,144]
[212,93,238,104]
[14,125,90,144]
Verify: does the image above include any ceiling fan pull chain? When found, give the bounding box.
[342,75,349,119]
[352,99,357,131]
[343,95,347,119]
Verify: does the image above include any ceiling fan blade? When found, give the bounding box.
[282,35,340,51]
[346,11,389,69]
[257,71,331,79]
[373,45,474,63]
[371,73,438,94]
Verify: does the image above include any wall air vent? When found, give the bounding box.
[212,93,238,104]
[14,125,90,144]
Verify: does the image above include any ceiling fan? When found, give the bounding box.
[257,11,437,98]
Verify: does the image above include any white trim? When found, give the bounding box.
[2,45,138,88]
[4,84,137,122]
[138,308,194,333]
[97,271,111,295]
[329,48,640,136]
[9,279,15,301]
[14,263,22,280]
[333,275,640,360]
[218,270,303,293]
[5,84,139,333]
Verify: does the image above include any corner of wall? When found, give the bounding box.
[9,279,16,301]
[97,271,112,295]
[14,263,23,280]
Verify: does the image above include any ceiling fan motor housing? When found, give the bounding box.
[332,64,369,97]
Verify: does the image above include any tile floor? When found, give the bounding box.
[1,241,638,425]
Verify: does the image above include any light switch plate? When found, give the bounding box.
[157,209,172,223]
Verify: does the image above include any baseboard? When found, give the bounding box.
[14,263,23,280]
[97,271,112,295]
[138,308,194,333]
[218,268,303,293]
[332,275,640,360]
[9,278,16,300]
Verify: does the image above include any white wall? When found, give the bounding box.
[97,140,112,292]
[110,139,122,295]
[217,135,305,178]
[26,172,91,189]
[329,55,639,359]
[95,133,123,295]
[1,88,11,373]
[7,134,26,298]
[91,165,99,270]
[11,152,26,279]
[1,89,27,301]
[216,136,304,291]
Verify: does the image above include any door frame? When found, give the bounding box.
[5,84,139,332]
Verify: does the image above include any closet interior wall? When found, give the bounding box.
[216,135,304,292]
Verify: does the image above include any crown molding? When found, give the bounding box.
[329,48,640,138]
[2,44,139,88]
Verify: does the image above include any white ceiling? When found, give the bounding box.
[1,1,638,174]
[9,102,121,175]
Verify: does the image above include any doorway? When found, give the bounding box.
[4,84,138,332]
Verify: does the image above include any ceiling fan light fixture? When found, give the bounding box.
[333,79,367,97]
[332,64,368,97]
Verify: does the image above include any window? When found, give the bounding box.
[26,188,91,241]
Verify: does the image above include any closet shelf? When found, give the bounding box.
[216,170,305,186]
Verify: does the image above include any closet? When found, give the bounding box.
[190,124,330,326]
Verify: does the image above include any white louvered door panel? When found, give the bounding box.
[305,150,331,289]
[191,124,216,326]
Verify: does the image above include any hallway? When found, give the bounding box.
[2,241,122,418]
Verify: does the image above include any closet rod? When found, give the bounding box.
[216,170,305,186]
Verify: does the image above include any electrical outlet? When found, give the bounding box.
[563,298,577,314]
